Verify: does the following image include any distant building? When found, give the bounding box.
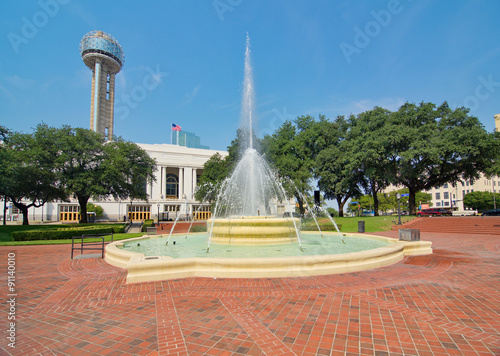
[172,130,210,149]
[495,113,500,132]
[425,174,499,212]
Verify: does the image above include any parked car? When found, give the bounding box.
[417,208,452,216]
[481,209,500,216]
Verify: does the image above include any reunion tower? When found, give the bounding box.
[79,31,124,141]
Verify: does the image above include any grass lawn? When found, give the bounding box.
[316,215,414,233]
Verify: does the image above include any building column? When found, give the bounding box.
[192,168,197,198]
[179,168,184,199]
[161,166,167,198]
[184,167,193,200]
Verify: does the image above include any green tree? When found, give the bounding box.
[86,203,104,217]
[348,107,392,216]
[103,138,157,202]
[194,153,229,203]
[385,102,495,214]
[57,127,108,223]
[1,124,66,224]
[315,116,363,217]
[58,128,156,223]
[463,191,499,212]
[262,118,313,214]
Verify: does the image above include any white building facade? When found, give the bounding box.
[3,144,227,223]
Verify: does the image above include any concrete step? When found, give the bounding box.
[394,216,500,235]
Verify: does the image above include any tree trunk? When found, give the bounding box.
[11,200,29,225]
[3,196,6,225]
[408,189,417,215]
[20,205,29,225]
[78,195,90,223]
[337,197,344,217]
[372,184,379,216]
[295,194,305,215]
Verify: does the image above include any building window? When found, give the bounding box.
[466,181,469,186]
[165,174,179,198]
[435,192,441,200]
[436,202,441,207]
[444,201,449,206]
[462,190,465,198]
[443,192,449,200]
[443,183,448,189]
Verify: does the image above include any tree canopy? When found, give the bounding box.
[383,102,496,214]
[1,124,156,224]
[1,124,66,224]
[463,191,499,212]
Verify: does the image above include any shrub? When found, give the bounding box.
[12,226,115,241]
[141,219,155,232]
[189,224,207,232]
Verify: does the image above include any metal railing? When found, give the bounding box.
[71,232,114,259]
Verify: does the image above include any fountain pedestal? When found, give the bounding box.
[207,216,300,245]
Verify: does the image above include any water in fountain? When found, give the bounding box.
[207,34,301,248]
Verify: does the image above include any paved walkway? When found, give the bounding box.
[0,228,499,355]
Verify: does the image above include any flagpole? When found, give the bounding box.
[177,129,179,146]
[171,123,173,144]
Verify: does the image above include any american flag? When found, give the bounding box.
[172,123,181,131]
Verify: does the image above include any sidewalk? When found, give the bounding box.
[0,229,498,355]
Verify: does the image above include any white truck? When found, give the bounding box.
[452,210,478,216]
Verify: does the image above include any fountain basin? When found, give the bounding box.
[105,232,432,284]
[207,216,300,245]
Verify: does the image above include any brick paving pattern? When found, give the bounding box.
[0,216,499,355]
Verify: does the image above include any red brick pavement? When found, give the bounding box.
[0,227,499,355]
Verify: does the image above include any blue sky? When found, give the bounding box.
[1,0,499,152]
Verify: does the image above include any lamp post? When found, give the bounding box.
[493,179,497,210]
[396,193,402,225]
[157,203,160,226]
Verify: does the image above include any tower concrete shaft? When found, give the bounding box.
[89,60,116,140]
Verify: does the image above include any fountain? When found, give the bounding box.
[104,35,432,283]
[206,35,300,247]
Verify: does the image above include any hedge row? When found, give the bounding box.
[65,224,125,234]
[11,225,124,242]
